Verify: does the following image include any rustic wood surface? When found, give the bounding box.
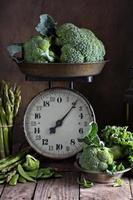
[129,178,133,198]
[80,178,132,200]
[34,172,79,200]
[0,144,132,199]
[0,174,132,200]
[1,182,36,200]
[0,185,4,196]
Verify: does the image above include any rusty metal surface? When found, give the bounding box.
[17,61,108,78]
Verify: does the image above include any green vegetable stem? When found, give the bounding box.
[0,81,21,158]
[9,174,19,186]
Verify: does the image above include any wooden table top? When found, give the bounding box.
[0,158,132,200]
[0,144,132,200]
[0,173,132,200]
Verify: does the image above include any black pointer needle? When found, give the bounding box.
[49,100,78,134]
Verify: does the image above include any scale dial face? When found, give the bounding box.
[24,88,95,159]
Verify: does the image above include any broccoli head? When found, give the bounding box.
[24,35,55,63]
[60,44,84,63]
[79,146,113,171]
[56,23,105,63]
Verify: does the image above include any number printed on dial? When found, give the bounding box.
[24,88,95,159]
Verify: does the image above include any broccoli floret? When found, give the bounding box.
[56,23,106,63]
[24,35,55,63]
[60,44,84,63]
[97,148,113,164]
[79,146,113,171]
[56,23,81,47]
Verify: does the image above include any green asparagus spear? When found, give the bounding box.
[0,118,5,159]
[0,147,30,171]
[0,81,12,157]
[1,159,25,173]
[0,154,15,164]
[9,174,19,186]
[0,174,7,179]
[0,81,21,157]
[13,86,21,118]
[0,99,10,156]
[0,179,6,184]
[6,169,16,183]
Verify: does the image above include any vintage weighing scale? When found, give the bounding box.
[12,61,106,159]
[7,14,107,160]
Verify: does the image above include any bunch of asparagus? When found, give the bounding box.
[0,80,21,158]
[0,148,60,186]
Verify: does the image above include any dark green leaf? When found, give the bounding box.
[78,122,101,147]
[77,177,93,188]
[35,14,57,36]
[7,44,22,57]
[113,178,123,187]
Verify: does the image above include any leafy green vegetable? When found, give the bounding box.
[37,168,55,179]
[17,164,36,182]
[102,126,133,168]
[35,14,57,36]
[7,44,22,57]
[26,170,38,178]
[116,163,125,171]
[23,154,40,171]
[128,156,133,168]
[77,177,93,188]
[102,126,133,148]
[113,178,123,187]
[106,162,125,176]
[78,122,102,147]
[18,175,27,183]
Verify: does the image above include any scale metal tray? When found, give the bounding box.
[14,59,108,79]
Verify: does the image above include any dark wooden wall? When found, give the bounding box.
[0,0,133,143]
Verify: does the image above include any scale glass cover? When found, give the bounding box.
[24,88,95,159]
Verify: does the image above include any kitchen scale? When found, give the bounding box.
[11,58,107,159]
[7,14,107,160]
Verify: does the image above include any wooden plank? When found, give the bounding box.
[129,178,133,198]
[80,178,132,200]
[33,172,79,200]
[1,182,36,200]
[0,185,4,197]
